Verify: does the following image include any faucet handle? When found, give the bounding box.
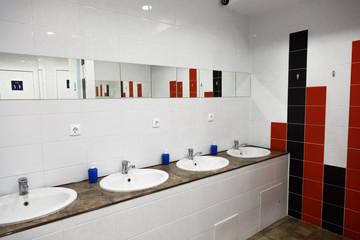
[122,160,130,166]
[18,177,28,184]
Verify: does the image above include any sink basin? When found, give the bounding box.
[176,156,229,172]
[0,187,77,226]
[227,147,271,158]
[100,169,169,192]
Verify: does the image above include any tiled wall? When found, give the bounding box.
[0,1,252,194]
[251,0,360,237]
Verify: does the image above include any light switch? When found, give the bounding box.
[208,113,215,122]
[153,118,160,128]
[69,124,81,136]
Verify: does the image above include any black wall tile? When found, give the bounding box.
[288,106,305,124]
[287,141,304,160]
[287,124,305,142]
[323,165,346,188]
[290,30,308,51]
[322,221,343,235]
[289,50,307,70]
[289,193,302,213]
[323,184,345,207]
[322,202,344,227]
[288,209,302,220]
[289,176,303,195]
[290,158,303,178]
[289,69,307,88]
[288,88,306,106]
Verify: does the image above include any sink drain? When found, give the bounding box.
[23,201,29,206]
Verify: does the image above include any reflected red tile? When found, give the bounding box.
[347,148,360,171]
[271,139,286,151]
[344,228,360,240]
[305,125,325,144]
[303,161,323,182]
[271,122,287,139]
[302,196,322,219]
[189,69,197,81]
[204,92,213,97]
[305,106,326,125]
[346,168,360,192]
[303,179,322,201]
[304,143,324,164]
[344,209,360,233]
[306,87,326,106]
[351,63,360,85]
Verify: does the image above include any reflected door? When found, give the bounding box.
[56,70,78,99]
[0,70,35,99]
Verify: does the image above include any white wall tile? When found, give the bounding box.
[33,0,79,30]
[1,222,62,240]
[0,144,43,178]
[0,21,35,54]
[78,0,119,11]
[43,140,86,170]
[118,14,149,41]
[156,191,188,226]
[0,101,40,116]
[0,171,44,196]
[0,0,33,24]
[33,231,63,240]
[82,34,119,62]
[0,116,41,147]
[324,145,347,168]
[156,216,189,240]
[117,0,150,19]
[63,215,117,240]
[79,6,117,37]
[186,182,218,213]
[149,0,176,24]
[325,126,348,148]
[44,164,88,186]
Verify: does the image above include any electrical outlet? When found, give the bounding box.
[152,118,160,128]
[69,124,81,136]
[208,113,215,122]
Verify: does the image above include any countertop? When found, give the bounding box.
[0,149,288,237]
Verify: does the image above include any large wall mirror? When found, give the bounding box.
[0,52,251,100]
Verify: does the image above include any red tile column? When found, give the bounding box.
[270,122,287,151]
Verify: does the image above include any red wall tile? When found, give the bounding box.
[347,168,360,192]
[303,179,323,201]
[177,82,183,98]
[346,188,360,212]
[303,214,321,227]
[348,127,360,149]
[271,139,286,151]
[189,69,197,81]
[271,122,287,139]
[306,87,327,106]
[304,143,324,164]
[305,125,325,144]
[344,209,360,232]
[303,161,323,182]
[204,92,213,97]
[344,228,360,240]
[350,85,360,106]
[349,107,360,128]
[129,81,133,98]
[305,106,326,125]
[303,196,322,219]
[352,40,360,63]
[137,84,142,97]
[347,148,360,171]
[351,63,360,85]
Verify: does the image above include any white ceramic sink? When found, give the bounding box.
[176,156,229,172]
[0,187,77,226]
[227,147,271,158]
[100,169,169,192]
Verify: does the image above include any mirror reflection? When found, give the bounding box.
[0,52,251,100]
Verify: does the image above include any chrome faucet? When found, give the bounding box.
[121,160,135,174]
[234,140,240,150]
[188,148,202,160]
[18,177,29,196]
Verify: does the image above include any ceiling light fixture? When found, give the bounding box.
[46,31,54,35]
[142,5,152,11]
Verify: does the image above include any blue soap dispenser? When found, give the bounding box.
[162,149,170,165]
[88,163,98,184]
[211,141,218,156]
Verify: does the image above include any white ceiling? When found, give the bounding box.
[227,0,300,16]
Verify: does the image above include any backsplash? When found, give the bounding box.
[0,98,250,195]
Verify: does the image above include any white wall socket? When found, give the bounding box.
[152,118,160,128]
[208,113,215,122]
[69,124,81,136]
